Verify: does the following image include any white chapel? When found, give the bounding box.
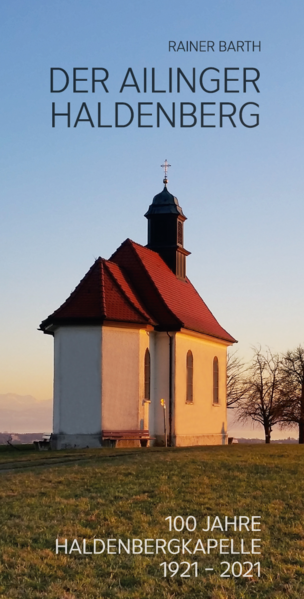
[40,165,236,449]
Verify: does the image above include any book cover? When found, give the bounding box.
[1,1,303,597]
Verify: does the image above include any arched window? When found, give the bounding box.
[213,357,219,404]
[186,350,193,403]
[144,348,151,400]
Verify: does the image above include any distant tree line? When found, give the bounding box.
[227,346,304,444]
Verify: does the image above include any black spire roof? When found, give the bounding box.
[144,185,186,217]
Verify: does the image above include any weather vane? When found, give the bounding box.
[161,159,171,186]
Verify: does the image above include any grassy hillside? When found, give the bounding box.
[0,445,303,599]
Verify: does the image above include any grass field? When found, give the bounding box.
[0,445,303,599]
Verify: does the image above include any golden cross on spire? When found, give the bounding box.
[161,159,171,185]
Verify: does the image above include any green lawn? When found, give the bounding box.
[0,445,303,599]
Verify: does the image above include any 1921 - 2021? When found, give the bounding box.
[160,560,261,578]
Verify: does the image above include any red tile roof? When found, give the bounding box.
[110,240,236,343]
[40,257,154,331]
[40,239,236,344]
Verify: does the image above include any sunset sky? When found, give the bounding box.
[1,0,303,436]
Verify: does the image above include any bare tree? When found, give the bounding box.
[236,348,283,443]
[279,346,304,444]
[226,350,247,409]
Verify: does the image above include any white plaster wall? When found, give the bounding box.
[174,332,228,442]
[101,326,144,430]
[53,327,102,435]
[52,323,228,446]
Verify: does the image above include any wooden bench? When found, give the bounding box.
[33,434,51,451]
[102,429,155,448]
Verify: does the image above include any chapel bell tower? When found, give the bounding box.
[145,160,190,280]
